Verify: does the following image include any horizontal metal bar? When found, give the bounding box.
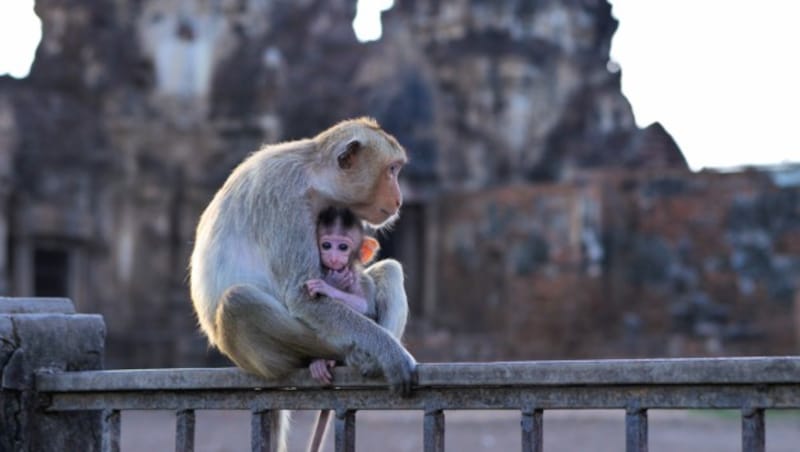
[41,384,800,412]
[35,357,800,393]
[418,357,800,386]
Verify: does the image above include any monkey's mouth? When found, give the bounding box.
[354,205,399,227]
[379,207,401,222]
[367,207,399,227]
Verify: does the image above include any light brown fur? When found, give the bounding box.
[189,118,415,452]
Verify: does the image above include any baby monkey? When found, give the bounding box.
[305,206,380,384]
[304,206,381,452]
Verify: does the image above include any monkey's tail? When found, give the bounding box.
[277,410,291,452]
[306,409,331,452]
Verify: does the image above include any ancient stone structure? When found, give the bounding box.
[0,298,104,451]
[419,167,800,361]
[0,0,795,366]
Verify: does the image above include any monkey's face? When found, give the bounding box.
[322,124,407,228]
[318,231,361,271]
[349,159,405,227]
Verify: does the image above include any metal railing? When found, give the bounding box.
[35,357,800,452]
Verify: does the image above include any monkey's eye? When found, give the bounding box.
[321,242,332,250]
[338,243,349,252]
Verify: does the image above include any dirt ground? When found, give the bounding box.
[120,409,799,451]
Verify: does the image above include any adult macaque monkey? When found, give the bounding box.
[189,118,416,452]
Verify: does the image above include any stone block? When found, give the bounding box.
[0,298,105,452]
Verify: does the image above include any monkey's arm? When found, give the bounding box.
[264,200,414,394]
[364,259,408,339]
[330,292,369,315]
[305,279,368,315]
[324,268,362,295]
[288,286,416,396]
[361,276,378,321]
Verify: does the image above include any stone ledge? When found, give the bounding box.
[0,297,75,314]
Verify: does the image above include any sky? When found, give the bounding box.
[1,0,798,171]
[608,0,800,170]
[0,0,40,79]
[352,0,395,42]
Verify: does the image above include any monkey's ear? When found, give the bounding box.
[359,236,380,264]
[337,140,361,169]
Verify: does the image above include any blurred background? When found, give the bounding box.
[0,0,798,370]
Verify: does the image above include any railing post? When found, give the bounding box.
[521,408,543,452]
[424,409,445,452]
[741,407,765,452]
[626,406,648,452]
[102,409,121,452]
[251,409,278,452]
[176,409,196,452]
[335,408,356,452]
[0,297,105,452]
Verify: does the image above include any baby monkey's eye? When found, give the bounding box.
[338,244,349,252]
[321,242,332,250]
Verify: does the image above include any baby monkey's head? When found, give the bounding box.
[316,206,379,271]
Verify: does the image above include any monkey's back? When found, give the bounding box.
[189,140,318,344]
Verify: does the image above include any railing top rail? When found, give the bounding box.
[36,356,800,393]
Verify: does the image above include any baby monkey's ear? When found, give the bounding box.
[359,236,380,264]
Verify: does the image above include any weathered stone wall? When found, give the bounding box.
[598,168,800,357]
[0,0,775,368]
[413,168,800,361]
[383,0,655,187]
[416,182,605,360]
[0,95,13,296]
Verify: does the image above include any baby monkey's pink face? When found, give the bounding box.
[318,228,361,271]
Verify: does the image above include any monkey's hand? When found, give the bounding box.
[382,344,418,397]
[307,279,369,315]
[309,359,336,385]
[349,340,417,397]
[305,279,337,298]
[345,348,383,378]
[326,268,358,293]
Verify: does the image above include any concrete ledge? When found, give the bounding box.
[0,297,75,314]
[35,356,800,392]
[3,314,105,390]
[0,301,104,452]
